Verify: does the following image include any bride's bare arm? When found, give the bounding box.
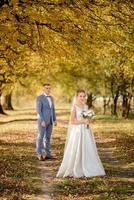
[70,108,88,125]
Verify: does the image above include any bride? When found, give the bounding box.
[56,89,106,178]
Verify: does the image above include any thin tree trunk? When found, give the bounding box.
[0,92,6,114]
[113,94,119,116]
[103,97,107,115]
[110,80,118,116]
[87,93,93,108]
[0,103,5,114]
[103,96,110,115]
[126,94,132,118]
[3,92,14,110]
[111,90,119,116]
[122,94,128,117]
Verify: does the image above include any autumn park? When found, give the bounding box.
[0,0,134,200]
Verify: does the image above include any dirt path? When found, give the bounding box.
[34,120,70,200]
[35,162,54,200]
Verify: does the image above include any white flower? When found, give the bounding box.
[81,109,95,119]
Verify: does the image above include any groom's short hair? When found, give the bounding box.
[43,83,51,87]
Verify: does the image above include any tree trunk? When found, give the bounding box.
[0,103,5,114]
[123,93,132,118]
[113,94,119,116]
[3,92,14,110]
[126,98,131,118]
[110,80,119,116]
[0,92,6,114]
[122,94,128,117]
[103,97,107,115]
[103,96,110,115]
[111,90,119,116]
[87,93,93,108]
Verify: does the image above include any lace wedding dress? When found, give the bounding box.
[56,105,106,178]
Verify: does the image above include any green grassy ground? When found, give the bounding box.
[0,110,41,200]
[0,109,134,200]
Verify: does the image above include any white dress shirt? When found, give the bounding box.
[44,93,52,108]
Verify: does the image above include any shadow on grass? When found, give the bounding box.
[0,118,37,125]
[0,109,70,125]
[56,111,70,117]
[0,140,42,200]
[96,114,134,122]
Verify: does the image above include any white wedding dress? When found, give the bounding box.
[56,105,106,178]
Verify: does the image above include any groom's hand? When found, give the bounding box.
[41,121,46,128]
[53,121,57,126]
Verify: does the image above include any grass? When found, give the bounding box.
[0,109,134,200]
[51,111,134,200]
[0,111,42,200]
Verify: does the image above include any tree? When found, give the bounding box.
[0,0,133,117]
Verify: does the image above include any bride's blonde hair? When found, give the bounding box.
[76,89,86,96]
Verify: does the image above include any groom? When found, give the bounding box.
[36,83,57,161]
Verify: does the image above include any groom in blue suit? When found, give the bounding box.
[36,83,57,161]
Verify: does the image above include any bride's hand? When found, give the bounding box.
[83,119,89,124]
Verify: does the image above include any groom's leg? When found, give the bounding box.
[44,124,53,157]
[36,121,46,156]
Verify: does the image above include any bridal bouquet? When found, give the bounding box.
[81,109,95,128]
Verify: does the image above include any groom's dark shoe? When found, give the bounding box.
[45,155,56,160]
[45,156,51,160]
[37,155,45,161]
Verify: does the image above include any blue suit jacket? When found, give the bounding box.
[36,94,56,125]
